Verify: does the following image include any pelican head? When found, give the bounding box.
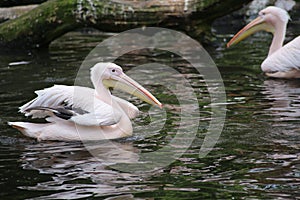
[227,6,290,47]
[91,62,162,108]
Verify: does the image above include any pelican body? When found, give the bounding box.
[227,6,300,78]
[9,63,162,141]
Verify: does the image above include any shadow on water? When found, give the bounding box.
[1,5,300,198]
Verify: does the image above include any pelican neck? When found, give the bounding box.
[268,21,287,56]
[94,82,112,105]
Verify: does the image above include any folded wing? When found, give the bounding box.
[20,85,123,126]
[262,36,300,73]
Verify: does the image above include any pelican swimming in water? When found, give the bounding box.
[227,6,300,78]
[8,63,162,141]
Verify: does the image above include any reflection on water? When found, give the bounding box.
[1,7,300,198]
[262,79,300,121]
[18,141,153,199]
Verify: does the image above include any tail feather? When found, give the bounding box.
[8,122,46,139]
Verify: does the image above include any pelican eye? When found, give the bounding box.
[112,69,116,73]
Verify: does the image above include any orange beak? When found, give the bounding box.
[227,16,275,48]
[103,73,162,109]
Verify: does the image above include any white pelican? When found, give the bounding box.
[8,63,162,141]
[227,6,300,78]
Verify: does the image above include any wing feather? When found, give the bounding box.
[19,85,123,126]
[262,36,300,72]
[20,85,74,115]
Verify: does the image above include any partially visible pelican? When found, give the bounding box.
[8,63,162,141]
[227,6,300,78]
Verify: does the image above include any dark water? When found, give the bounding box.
[1,6,300,200]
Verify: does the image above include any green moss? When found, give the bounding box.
[0,0,79,48]
[0,0,252,49]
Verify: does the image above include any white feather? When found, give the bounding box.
[261,36,300,72]
[8,63,161,141]
[19,85,125,126]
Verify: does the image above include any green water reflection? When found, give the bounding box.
[1,8,300,199]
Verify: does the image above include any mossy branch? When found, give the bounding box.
[0,0,252,49]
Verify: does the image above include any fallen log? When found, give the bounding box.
[0,0,252,49]
[0,5,39,22]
